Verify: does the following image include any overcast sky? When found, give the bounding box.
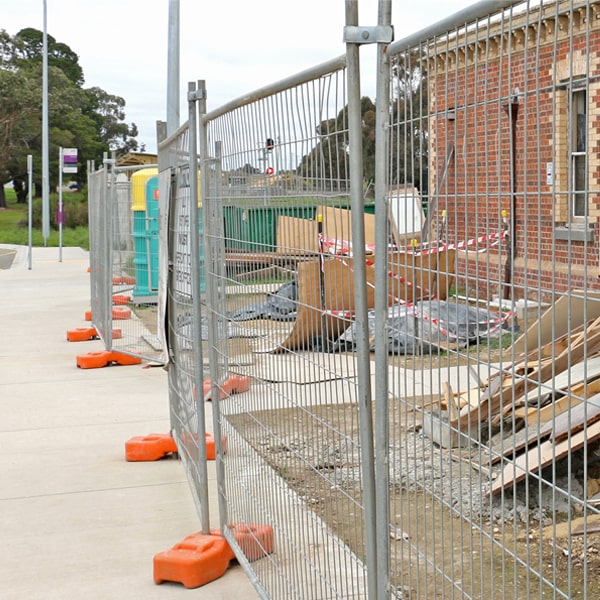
[3,0,476,153]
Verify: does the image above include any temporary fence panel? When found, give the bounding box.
[379,0,600,598]
[195,57,377,598]
[157,119,213,531]
[158,0,600,598]
[87,159,164,363]
[87,162,111,346]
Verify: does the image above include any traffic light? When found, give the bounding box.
[266,138,274,152]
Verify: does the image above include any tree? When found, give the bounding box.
[297,96,376,194]
[0,67,38,207]
[0,27,139,206]
[10,27,84,86]
[389,50,429,196]
[85,87,139,154]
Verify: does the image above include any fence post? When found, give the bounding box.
[188,80,211,535]
[345,2,378,598]
[374,1,393,596]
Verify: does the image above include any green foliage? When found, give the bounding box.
[0,26,139,204]
[0,189,89,249]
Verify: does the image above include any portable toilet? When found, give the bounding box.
[131,167,159,301]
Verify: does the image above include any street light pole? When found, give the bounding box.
[42,0,50,244]
[166,0,180,136]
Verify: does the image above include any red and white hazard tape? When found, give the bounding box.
[319,230,507,258]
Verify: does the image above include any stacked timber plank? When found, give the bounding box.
[436,316,600,496]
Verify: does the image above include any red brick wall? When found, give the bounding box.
[429,21,600,300]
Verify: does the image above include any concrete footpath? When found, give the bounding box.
[0,245,259,599]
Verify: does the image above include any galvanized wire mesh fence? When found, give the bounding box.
[380,1,600,598]
[87,157,164,363]
[83,0,600,597]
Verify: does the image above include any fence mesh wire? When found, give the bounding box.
[87,160,164,363]
[84,1,600,598]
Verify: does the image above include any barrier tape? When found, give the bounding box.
[319,229,507,258]
[316,238,514,333]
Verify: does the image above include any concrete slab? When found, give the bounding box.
[0,245,259,599]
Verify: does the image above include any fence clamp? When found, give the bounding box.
[188,88,207,102]
[343,25,394,45]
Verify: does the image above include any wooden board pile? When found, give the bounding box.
[437,315,600,497]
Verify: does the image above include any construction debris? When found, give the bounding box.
[275,249,456,352]
[421,314,600,504]
[335,299,510,354]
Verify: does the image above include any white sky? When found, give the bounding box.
[2,0,476,153]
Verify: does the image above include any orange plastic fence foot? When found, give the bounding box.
[76,350,142,369]
[112,275,136,285]
[112,306,131,320]
[76,350,112,369]
[205,433,228,460]
[67,327,99,342]
[111,351,142,365]
[229,523,274,561]
[112,295,131,305]
[153,524,273,589]
[125,433,177,461]
[66,327,122,342]
[86,307,132,321]
[153,533,231,589]
[203,375,251,401]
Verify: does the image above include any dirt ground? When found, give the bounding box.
[228,401,600,598]
[142,287,599,597]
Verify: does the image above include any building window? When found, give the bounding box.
[570,86,587,220]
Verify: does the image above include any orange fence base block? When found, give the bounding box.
[76,350,112,369]
[111,351,141,366]
[203,375,251,401]
[205,433,228,460]
[112,275,136,285]
[112,294,131,305]
[125,433,177,461]
[67,327,99,342]
[85,307,131,321]
[67,327,123,342]
[154,524,273,589]
[228,523,274,561]
[153,533,231,589]
[112,306,131,320]
[76,350,142,369]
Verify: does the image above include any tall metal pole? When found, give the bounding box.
[27,155,33,270]
[374,4,393,596]
[42,0,50,243]
[344,2,378,597]
[58,147,63,261]
[166,0,180,136]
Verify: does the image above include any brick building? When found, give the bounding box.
[428,0,600,300]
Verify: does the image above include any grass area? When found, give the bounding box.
[0,187,89,249]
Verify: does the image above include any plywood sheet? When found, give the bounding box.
[317,205,376,250]
[276,206,377,254]
[489,418,600,496]
[512,290,600,355]
[276,215,318,254]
